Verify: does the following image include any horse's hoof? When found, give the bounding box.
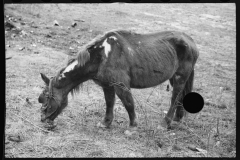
[173,116,181,122]
[44,120,57,130]
[159,119,171,130]
[97,122,108,128]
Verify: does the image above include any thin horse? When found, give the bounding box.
[38,29,199,129]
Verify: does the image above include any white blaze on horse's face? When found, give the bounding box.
[101,36,117,57]
[61,60,78,77]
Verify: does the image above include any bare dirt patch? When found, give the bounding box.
[5,4,235,157]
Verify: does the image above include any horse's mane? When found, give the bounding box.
[67,31,113,97]
[70,29,135,66]
[74,33,108,66]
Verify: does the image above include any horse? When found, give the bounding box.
[38,29,199,130]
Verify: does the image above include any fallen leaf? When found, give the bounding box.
[172,144,182,151]
[8,135,22,142]
[53,20,59,26]
[96,122,106,128]
[124,130,137,136]
[11,34,16,38]
[187,144,198,151]
[156,140,163,148]
[196,148,207,156]
[170,132,175,136]
[6,57,12,60]
[21,30,27,36]
[71,22,77,28]
[129,152,136,157]
[19,47,25,51]
[74,19,85,22]
[215,141,220,147]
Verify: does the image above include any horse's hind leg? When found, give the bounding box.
[162,66,193,128]
[161,80,185,128]
[170,76,186,122]
[168,78,183,121]
[101,86,116,128]
[173,69,194,121]
[114,86,137,128]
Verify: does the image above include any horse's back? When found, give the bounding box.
[112,31,179,88]
[101,30,199,89]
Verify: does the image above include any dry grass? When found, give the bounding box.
[5,3,235,158]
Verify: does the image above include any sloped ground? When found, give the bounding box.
[5,3,235,157]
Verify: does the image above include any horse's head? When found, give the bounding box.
[38,73,68,124]
[38,31,120,126]
[38,51,94,125]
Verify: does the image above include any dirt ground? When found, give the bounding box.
[5,3,236,157]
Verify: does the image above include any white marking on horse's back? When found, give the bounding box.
[102,39,111,57]
[63,60,78,73]
[109,36,117,40]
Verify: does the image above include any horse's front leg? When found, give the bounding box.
[114,86,137,128]
[100,86,116,128]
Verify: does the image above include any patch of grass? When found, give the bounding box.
[5,3,235,158]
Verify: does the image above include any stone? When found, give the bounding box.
[53,20,59,26]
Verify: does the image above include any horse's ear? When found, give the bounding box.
[40,73,50,85]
